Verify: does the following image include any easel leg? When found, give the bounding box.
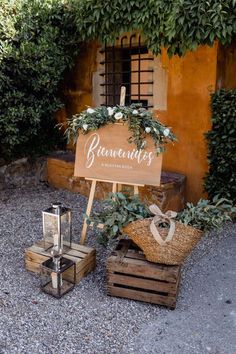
[80,179,97,245]
[112,183,118,193]
[134,185,139,195]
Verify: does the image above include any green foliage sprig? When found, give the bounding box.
[176,195,235,231]
[205,89,236,203]
[66,104,176,153]
[89,193,235,247]
[87,193,152,247]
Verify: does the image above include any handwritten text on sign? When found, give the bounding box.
[74,124,162,186]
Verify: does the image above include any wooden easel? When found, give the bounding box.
[80,86,144,245]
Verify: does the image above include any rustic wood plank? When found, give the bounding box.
[64,259,96,283]
[35,239,94,254]
[25,260,42,274]
[25,241,96,284]
[112,250,179,273]
[26,246,51,257]
[107,286,176,308]
[108,273,177,294]
[25,253,96,280]
[25,248,91,267]
[107,239,180,308]
[66,248,91,259]
[107,258,179,282]
[122,250,147,261]
[25,250,49,266]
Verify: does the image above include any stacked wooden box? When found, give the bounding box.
[25,240,96,284]
[107,239,181,309]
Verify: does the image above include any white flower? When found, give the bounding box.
[114,112,123,120]
[145,127,151,133]
[83,124,88,131]
[87,108,95,114]
[132,109,139,115]
[140,112,145,117]
[107,107,114,116]
[141,140,147,148]
[163,128,170,137]
[153,128,158,134]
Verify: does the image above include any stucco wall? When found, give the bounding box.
[56,41,220,203]
[157,43,218,202]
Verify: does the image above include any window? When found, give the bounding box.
[99,34,154,108]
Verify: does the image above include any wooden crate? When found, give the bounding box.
[25,240,96,284]
[107,239,181,309]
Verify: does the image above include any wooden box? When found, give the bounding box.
[25,240,96,284]
[107,239,181,309]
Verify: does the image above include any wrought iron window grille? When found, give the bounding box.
[100,34,154,108]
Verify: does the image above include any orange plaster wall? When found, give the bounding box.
[157,43,218,203]
[56,41,219,203]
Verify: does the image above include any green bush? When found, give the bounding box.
[0,0,78,160]
[205,89,236,203]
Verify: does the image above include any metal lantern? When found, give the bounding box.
[41,255,76,298]
[42,203,72,253]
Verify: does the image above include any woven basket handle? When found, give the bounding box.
[149,205,177,246]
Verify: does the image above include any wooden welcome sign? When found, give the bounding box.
[74,123,163,186]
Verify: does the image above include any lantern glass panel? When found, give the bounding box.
[41,257,76,298]
[42,204,72,252]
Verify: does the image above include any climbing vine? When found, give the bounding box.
[0,0,236,160]
[75,0,236,56]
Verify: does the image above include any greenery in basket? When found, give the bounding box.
[87,193,152,247]
[176,196,235,231]
[65,104,177,154]
[88,193,235,247]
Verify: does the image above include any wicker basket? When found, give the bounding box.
[123,218,203,265]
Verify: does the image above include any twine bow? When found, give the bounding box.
[149,205,177,246]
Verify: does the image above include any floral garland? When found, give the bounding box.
[66,104,177,154]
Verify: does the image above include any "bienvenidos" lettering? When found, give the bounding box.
[84,133,154,169]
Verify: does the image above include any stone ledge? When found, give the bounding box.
[47,152,186,212]
[0,157,47,190]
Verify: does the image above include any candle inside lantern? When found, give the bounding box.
[51,249,63,289]
[53,233,59,252]
[52,203,63,253]
[51,272,58,289]
[51,272,63,289]
[53,233,63,253]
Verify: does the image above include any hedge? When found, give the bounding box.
[205,90,236,203]
[0,0,78,160]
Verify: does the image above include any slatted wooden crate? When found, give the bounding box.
[25,240,96,284]
[107,239,181,309]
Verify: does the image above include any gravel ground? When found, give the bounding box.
[0,184,235,354]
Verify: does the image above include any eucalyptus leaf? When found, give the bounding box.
[88,192,235,247]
